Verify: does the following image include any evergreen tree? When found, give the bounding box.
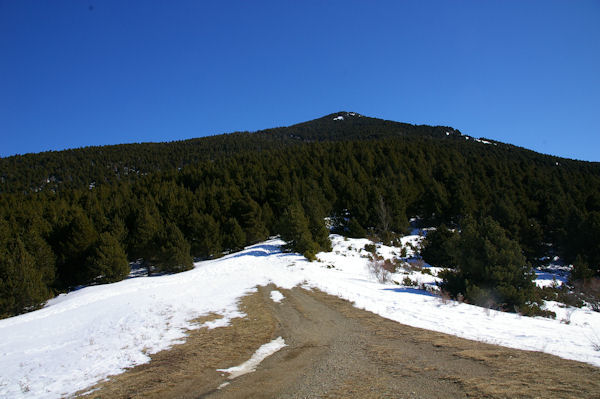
[279,202,318,260]
[440,217,535,311]
[421,224,458,268]
[186,211,221,258]
[0,235,52,317]
[519,218,544,264]
[570,255,594,282]
[232,195,268,244]
[128,203,161,262]
[261,202,276,233]
[85,232,130,284]
[223,217,246,252]
[421,180,449,223]
[55,209,98,287]
[303,197,332,252]
[22,227,56,290]
[375,195,393,244]
[154,222,193,273]
[346,217,366,238]
[108,217,128,245]
[582,212,600,274]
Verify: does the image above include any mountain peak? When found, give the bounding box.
[330,111,363,121]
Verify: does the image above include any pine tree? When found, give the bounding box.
[303,197,332,252]
[0,236,52,317]
[570,255,594,282]
[232,195,268,244]
[186,211,221,259]
[22,227,56,290]
[85,232,130,284]
[421,224,458,268]
[223,217,246,252]
[440,217,535,310]
[346,217,366,238]
[55,208,98,287]
[129,202,161,262]
[154,222,193,273]
[279,203,318,260]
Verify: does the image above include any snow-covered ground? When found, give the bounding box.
[534,262,571,288]
[1,234,599,398]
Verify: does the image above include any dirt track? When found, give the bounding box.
[81,285,600,399]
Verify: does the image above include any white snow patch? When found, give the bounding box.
[534,263,570,288]
[270,290,285,303]
[217,337,286,379]
[474,138,492,145]
[333,116,344,121]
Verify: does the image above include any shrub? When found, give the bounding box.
[368,259,391,283]
[573,277,600,312]
[518,303,556,319]
[363,243,377,254]
[400,246,407,258]
[402,276,417,286]
[439,217,536,311]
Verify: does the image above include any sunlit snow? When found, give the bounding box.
[217,336,286,379]
[1,234,599,398]
[270,290,285,303]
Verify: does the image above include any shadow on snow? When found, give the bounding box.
[229,244,287,259]
[382,287,437,297]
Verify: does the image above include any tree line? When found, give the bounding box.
[1,116,599,317]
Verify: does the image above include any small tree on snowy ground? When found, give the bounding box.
[153,222,193,273]
[421,224,458,268]
[279,202,318,260]
[85,232,129,283]
[279,202,331,261]
[304,196,332,252]
[439,216,536,311]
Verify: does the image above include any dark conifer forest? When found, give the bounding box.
[1,112,599,317]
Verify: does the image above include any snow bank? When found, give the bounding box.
[1,235,599,398]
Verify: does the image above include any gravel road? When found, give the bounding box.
[82,285,600,399]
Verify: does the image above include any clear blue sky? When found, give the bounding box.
[1,0,599,161]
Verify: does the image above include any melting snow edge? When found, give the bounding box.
[217,337,287,380]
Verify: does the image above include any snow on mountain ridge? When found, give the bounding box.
[332,111,362,120]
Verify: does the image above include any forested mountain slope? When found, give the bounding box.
[1,112,599,317]
[5,111,591,194]
[1,112,454,194]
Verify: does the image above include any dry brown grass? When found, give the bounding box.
[313,289,600,399]
[79,287,600,399]
[78,292,277,399]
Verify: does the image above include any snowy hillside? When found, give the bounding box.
[1,235,599,398]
